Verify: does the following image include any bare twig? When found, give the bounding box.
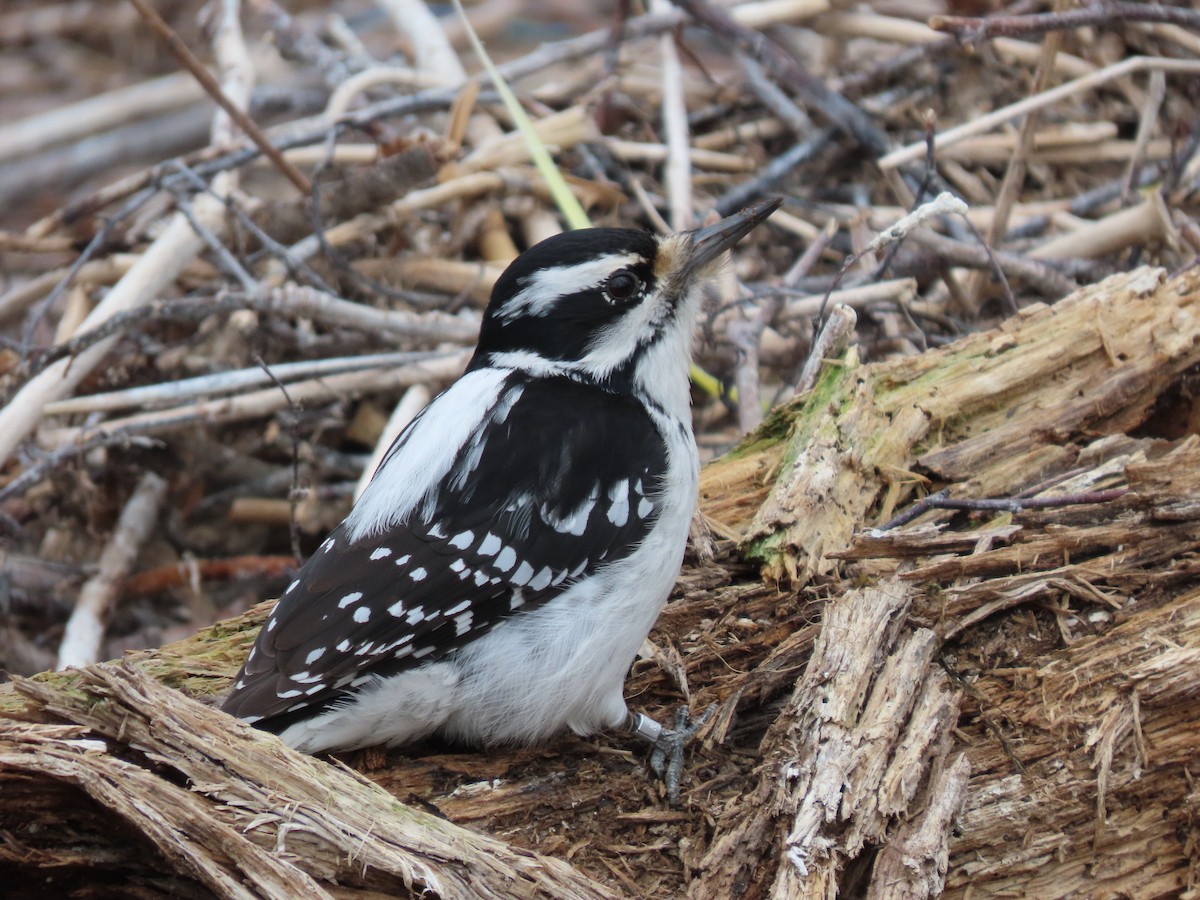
[1121,69,1167,203]
[879,57,1200,171]
[39,352,470,450]
[816,193,969,331]
[0,0,255,463]
[0,72,204,166]
[795,303,857,398]
[57,472,170,669]
[653,0,693,230]
[931,3,1200,44]
[674,0,888,155]
[127,0,311,195]
[876,487,1130,532]
[906,229,1077,299]
[966,13,1063,315]
[736,53,813,137]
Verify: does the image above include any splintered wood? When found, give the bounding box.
[694,582,963,899]
[703,266,1200,580]
[3,665,616,900]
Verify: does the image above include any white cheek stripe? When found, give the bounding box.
[497,253,642,322]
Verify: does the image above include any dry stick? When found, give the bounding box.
[0,213,216,463]
[675,0,888,156]
[323,67,454,121]
[1121,69,1167,203]
[57,472,170,669]
[966,12,1063,315]
[816,192,968,332]
[880,57,1200,171]
[876,487,1130,532]
[45,351,453,416]
[172,191,258,293]
[0,105,213,214]
[930,2,1200,42]
[210,184,338,294]
[652,0,693,230]
[739,221,837,416]
[794,303,857,398]
[127,0,309,196]
[783,219,838,288]
[736,52,813,136]
[24,289,475,380]
[325,12,381,67]
[693,114,788,153]
[19,225,113,350]
[377,0,503,153]
[715,130,836,216]
[0,232,74,253]
[604,139,754,172]
[0,71,205,165]
[0,2,255,464]
[378,0,467,82]
[939,136,1175,165]
[39,353,470,450]
[778,278,917,322]
[28,7,675,236]
[819,11,1095,80]
[1029,192,1177,261]
[30,2,772,239]
[728,316,766,434]
[907,228,1076,299]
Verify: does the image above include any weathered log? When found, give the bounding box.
[2,664,617,899]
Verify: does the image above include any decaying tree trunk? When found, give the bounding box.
[3,266,1199,898]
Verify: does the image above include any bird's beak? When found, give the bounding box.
[682,197,782,277]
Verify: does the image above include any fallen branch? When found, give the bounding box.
[57,472,170,669]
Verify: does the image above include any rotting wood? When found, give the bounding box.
[701,266,1200,582]
[941,584,1200,899]
[3,665,616,900]
[691,581,964,899]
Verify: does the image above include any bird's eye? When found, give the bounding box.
[604,271,642,303]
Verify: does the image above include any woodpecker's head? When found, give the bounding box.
[470,199,780,408]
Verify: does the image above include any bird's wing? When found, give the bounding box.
[222,373,669,728]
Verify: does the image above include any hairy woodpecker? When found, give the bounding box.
[223,199,780,799]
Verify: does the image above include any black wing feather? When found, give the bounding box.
[223,374,668,730]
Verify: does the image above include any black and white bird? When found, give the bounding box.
[223,199,779,794]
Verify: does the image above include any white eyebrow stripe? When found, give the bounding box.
[496,253,643,322]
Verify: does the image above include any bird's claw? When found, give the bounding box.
[647,704,714,805]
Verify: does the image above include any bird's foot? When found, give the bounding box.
[628,705,714,805]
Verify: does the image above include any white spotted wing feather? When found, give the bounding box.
[221,371,678,749]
